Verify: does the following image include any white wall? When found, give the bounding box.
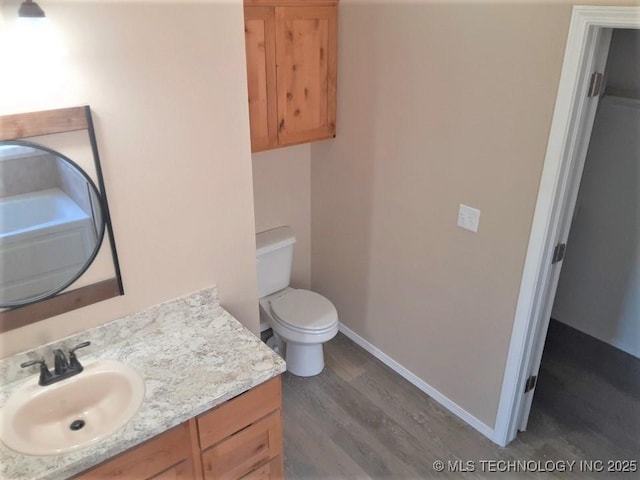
[0,0,259,357]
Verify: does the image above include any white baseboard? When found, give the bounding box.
[338,322,495,441]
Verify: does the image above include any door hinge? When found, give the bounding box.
[552,243,566,264]
[524,375,537,393]
[588,72,604,97]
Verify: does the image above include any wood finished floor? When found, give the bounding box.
[280,327,640,479]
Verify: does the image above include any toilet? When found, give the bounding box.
[256,226,338,377]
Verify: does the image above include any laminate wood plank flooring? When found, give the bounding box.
[533,321,640,462]
[280,328,640,479]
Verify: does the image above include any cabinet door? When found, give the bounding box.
[244,6,278,152]
[275,6,337,146]
[73,424,191,480]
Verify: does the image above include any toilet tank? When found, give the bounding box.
[256,226,296,298]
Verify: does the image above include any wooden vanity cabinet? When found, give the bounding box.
[244,0,338,152]
[74,377,283,480]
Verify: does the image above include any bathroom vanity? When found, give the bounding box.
[74,377,283,480]
[0,288,286,480]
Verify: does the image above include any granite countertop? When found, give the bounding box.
[0,287,286,480]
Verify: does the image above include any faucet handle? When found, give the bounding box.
[20,358,53,385]
[68,341,91,371]
[69,341,91,355]
[20,359,46,369]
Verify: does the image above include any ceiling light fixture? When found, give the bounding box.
[18,0,45,18]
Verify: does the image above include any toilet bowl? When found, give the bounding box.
[259,288,338,377]
[256,226,339,377]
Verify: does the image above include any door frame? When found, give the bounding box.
[492,5,640,447]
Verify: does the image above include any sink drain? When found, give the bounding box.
[69,419,86,431]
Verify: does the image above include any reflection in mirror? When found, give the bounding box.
[0,141,105,307]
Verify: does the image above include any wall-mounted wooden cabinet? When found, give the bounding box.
[244,0,338,152]
[74,377,283,480]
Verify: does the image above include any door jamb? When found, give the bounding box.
[492,5,640,447]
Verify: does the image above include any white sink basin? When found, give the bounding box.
[0,360,145,456]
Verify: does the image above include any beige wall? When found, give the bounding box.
[252,145,311,289]
[0,0,259,357]
[310,0,636,429]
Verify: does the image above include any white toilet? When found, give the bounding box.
[256,226,338,377]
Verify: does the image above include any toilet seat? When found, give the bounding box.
[259,287,339,377]
[269,289,338,334]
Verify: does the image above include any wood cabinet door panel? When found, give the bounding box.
[73,424,191,480]
[275,6,337,146]
[244,6,278,152]
[201,412,282,480]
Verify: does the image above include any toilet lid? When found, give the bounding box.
[270,290,337,332]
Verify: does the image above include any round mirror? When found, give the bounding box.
[0,141,106,307]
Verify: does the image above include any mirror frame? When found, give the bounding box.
[0,106,123,332]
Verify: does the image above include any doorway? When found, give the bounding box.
[528,27,640,458]
[551,28,639,361]
[493,6,640,447]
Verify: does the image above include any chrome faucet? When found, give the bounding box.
[21,341,91,386]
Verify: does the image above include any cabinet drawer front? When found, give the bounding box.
[150,459,194,480]
[197,377,281,450]
[201,412,282,480]
[240,455,283,480]
[73,423,191,480]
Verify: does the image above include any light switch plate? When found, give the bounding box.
[458,204,481,232]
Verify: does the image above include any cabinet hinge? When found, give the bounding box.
[524,375,537,393]
[552,243,566,264]
[588,72,604,97]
